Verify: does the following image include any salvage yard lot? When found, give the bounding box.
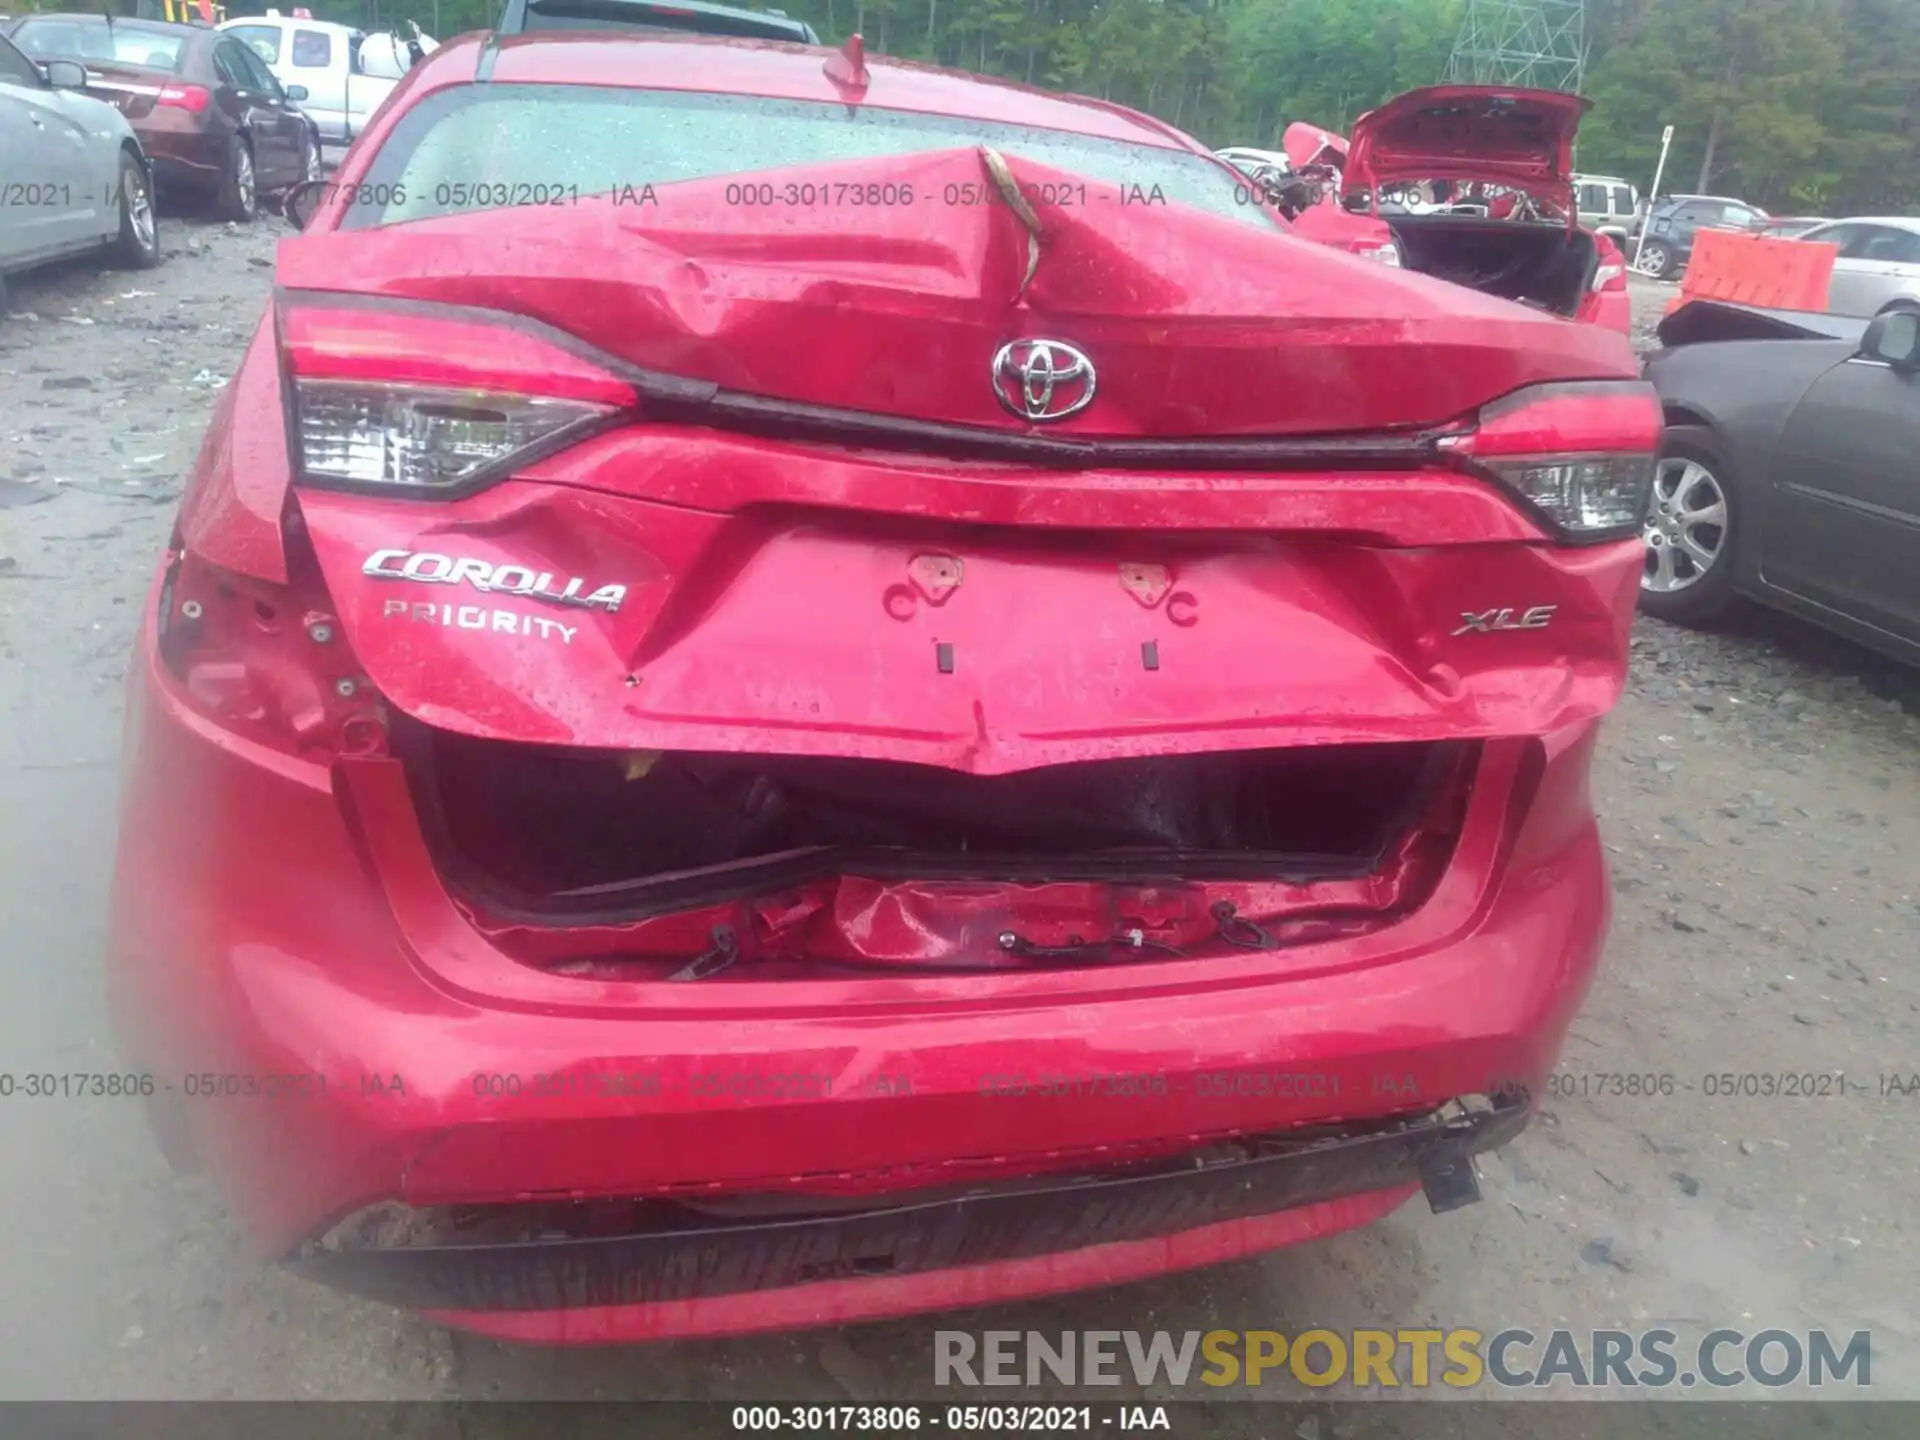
[0,229,1915,1423]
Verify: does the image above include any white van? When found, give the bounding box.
[218,12,434,148]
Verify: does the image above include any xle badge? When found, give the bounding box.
[1451,605,1557,636]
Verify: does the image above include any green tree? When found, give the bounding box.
[193,0,1919,215]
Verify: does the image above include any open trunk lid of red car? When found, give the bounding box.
[1343,84,1589,221]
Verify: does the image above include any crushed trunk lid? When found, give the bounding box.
[274,144,1647,777]
[282,144,1634,442]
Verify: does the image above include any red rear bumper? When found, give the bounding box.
[108,592,1611,1341]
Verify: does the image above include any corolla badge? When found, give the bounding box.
[362,549,626,613]
[991,339,1097,422]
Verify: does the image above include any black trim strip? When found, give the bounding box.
[286,1094,1528,1311]
[272,287,1454,475]
[1779,478,1920,534]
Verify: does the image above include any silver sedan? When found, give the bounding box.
[0,31,159,305]
[1796,216,1920,317]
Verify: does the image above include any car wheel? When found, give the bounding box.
[107,150,162,269]
[1639,426,1738,625]
[1638,240,1675,279]
[215,137,258,222]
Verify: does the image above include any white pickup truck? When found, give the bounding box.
[217,12,435,149]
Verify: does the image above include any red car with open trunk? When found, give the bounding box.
[1287,86,1635,338]
[108,32,1656,1342]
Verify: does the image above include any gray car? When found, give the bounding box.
[0,31,159,305]
[1638,301,1920,665]
[1791,216,1920,317]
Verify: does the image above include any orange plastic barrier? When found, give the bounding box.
[1663,229,1837,315]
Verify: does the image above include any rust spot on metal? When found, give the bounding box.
[909,553,964,605]
[1118,561,1170,609]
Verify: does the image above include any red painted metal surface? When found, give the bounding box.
[275,148,1632,442]
[1577,231,1634,337]
[1344,85,1590,217]
[109,36,1645,1339]
[111,601,1610,1256]
[292,481,1640,768]
[1282,120,1347,172]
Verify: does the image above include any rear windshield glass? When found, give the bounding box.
[227,23,281,64]
[11,19,186,70]
[341,84,1277,231]
[517,0,809,40]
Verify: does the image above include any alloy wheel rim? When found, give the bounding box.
[302,136,318,181]
[237,149,254,211]
[128,170,155,250]
[1642,457,1727,593]
[1642,246,1668,276]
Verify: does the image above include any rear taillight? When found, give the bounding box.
[1440,381,1662,543]
[279,304,636,496]
[293,382,610,491]
[158,540,383,760]
[1592,236,1627,292]
[157,84,210,113]
[1355,241,1402,266]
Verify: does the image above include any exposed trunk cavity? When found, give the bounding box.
[397,721,1475,977]
[1387,216,1598,318]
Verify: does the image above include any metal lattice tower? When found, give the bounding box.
[1444,0,1586,92]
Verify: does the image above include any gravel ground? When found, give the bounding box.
[0,227,1914,1426]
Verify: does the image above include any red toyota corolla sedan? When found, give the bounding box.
[108,32,1655,1343]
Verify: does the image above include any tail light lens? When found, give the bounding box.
[279,303,636,496]
[1440,381,1662,542]
[1591,235,1627,292]
[157,84,210,113]
[294,381,611,491]
[1355,240,1402,266]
